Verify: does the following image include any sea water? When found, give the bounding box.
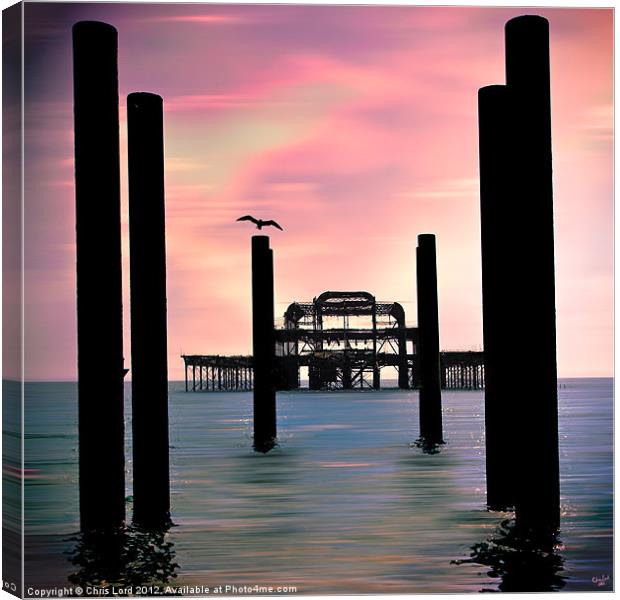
[12,378,613,593]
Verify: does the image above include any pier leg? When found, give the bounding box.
[127,100,170,534]
[416,234,443,445]
[398,331,409,389]
[478,83,520,510]
[73,21,125,531]
[127,93,171,527]
[505,15,559,532]
[342,364,352,389]
[251,236,277,452]
[373,366,380,390]
[410,349,419,389]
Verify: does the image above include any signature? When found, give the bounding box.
[592,574,610,587]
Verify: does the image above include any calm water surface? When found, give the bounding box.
[17,378,613,594]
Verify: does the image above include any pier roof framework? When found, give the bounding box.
[278,291,412,390]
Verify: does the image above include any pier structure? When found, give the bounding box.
[182,350,484,392]
[441,352,485,390]
[182,290,485,392]
[182,355,254,391]
[72,20,126,531]
[277,291,413,390]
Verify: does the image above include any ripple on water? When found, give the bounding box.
[16,378,613,593]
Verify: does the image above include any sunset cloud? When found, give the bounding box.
[149,14,244,25]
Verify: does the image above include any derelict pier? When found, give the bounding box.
[182,290,484,392]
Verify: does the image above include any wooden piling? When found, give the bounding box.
[478,83,521,510]
[505,15,560,531]
[127,91,171,529]
[252,236,277,452]
[73,21,125,531]
[416,234,443,445]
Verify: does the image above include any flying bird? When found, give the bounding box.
[236,215,284,231]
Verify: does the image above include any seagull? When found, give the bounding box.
[236,215,284,231]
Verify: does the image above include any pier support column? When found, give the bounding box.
[398,332,409,390]
[127,93,170,529]
[479,15,559,530]
[398,364,408,389]
[73,21,125,531]
[416,234,443,445]
[506,15,560,532]
[479,84,519,511]
[342,364,352,389]
[373,366,380,390]
[252,236,277,452]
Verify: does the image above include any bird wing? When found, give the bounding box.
[263,220,284,231]
[236,215,259,224]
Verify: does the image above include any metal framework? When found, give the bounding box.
[276,291,413,390]
[440,352,485,390]
[181,291,485,392]
[182,355,253,392]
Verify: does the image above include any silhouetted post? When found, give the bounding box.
[73,21,125,531]
[373,366,381,390]
[416,234,443,445]
[127,92,170,528]
[342,364,352,389]
[505,15,560,531]
[478,84,520,510]
[398,332,409,390]
[371,307,380,389]
[252,236,277,452]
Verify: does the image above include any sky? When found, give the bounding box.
[12,3,613,380]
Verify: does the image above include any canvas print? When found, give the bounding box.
[2,2,613,596]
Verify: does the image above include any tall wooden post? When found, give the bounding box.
[478,15,560,530]
[252,236,277,452]
[479,84,521,510]
[127,92,170,527]
[73,21,125,531]
[416,234,443,445]
[506,15,560,531]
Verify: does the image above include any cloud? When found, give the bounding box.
[147,14,244,25]
[399,178,479,200]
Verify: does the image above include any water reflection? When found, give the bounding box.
[23,381,612,592]
[453,519,566,592]
[412,438,445,455]
[67,524,179,589]
[253,437,277,454]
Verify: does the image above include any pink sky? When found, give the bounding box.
[16,3,613,380]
